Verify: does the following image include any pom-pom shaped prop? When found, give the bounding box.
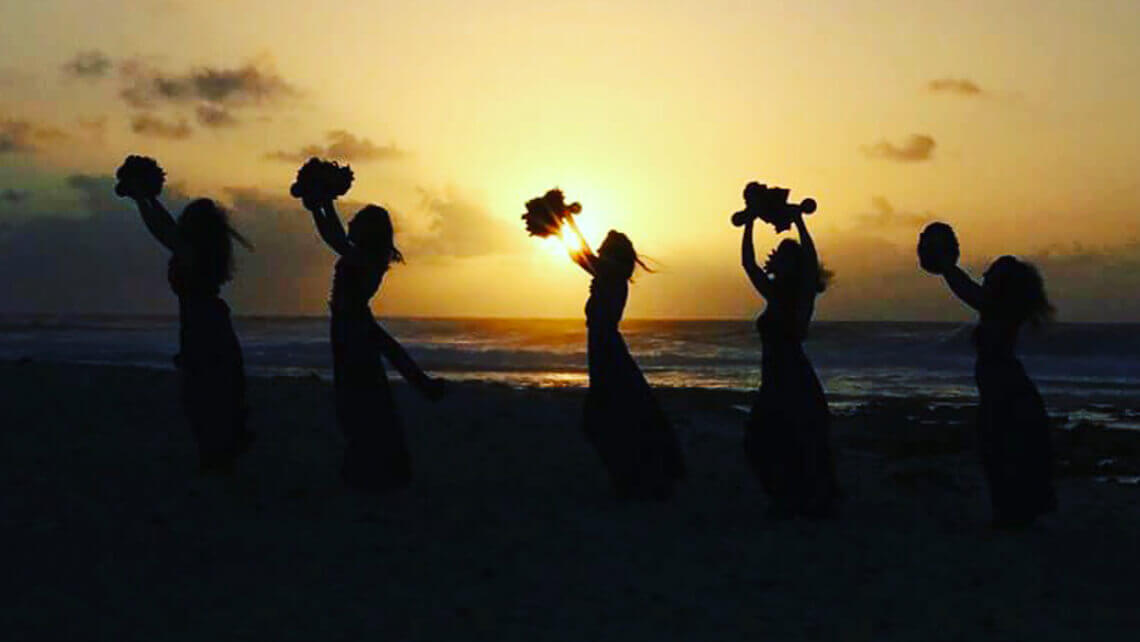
[731,182,816,232]
[114,155,166,198]
[917,222,960,274]
[289,157,355,203]
[522,188,582,238]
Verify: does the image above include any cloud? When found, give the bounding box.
[410,187,522,259]
[857,196,932,229]
[265,130,407,163]
[800,231,1140,321]
[0,174,177,313]
[62,50,113,78]
[927,78,983,96]
[195,104,238,128]
[0,118,69,154]
[120,60,298,109]
[0,189,30,205]
[76,116,108,141]
[130,113,192,139]
[860,134,936,162]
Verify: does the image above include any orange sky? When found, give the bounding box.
[2,0,1139,319]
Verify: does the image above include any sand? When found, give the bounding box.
[3,360,1139,641]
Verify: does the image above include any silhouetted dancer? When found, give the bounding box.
[116,155,253,474]
[739,194,838,518]
[571,231,686,500]
[919,223,1057,528]
[304,199,445,492]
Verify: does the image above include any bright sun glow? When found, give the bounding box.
[533,182,608,260]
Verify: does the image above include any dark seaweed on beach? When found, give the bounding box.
[114,155,165,198]
[522,188,581,238]
[289,157,355,202]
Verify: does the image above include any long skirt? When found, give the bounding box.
[583,330,685,499]
[177,297,250,471]
[976,358,1057,524]
[332,313,411,492]
[744,350,838,517]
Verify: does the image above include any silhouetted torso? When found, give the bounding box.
[582,272,684,499]
[585,275,629,382]
[328,257,411,491]
[745,293,838,518]
[166,253,247,469]
[757,302,825,408]
[331,257,382,314]
[971,316,1056,524]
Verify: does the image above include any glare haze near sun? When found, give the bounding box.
[2,0,1139,320]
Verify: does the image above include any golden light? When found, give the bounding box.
[525,181,609,261]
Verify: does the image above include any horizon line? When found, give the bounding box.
[0,312,1136,325]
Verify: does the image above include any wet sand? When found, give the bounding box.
[3,361,1139,640]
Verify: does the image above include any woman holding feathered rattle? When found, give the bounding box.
[736,181,838,518]
[292,158,445,493]
[115,155,254,474]
[918,223,1056,528]
[523,189,685,500]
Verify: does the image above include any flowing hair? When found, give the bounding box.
[349,205,404,269]
[177,198,252,286]
[596,230,652,281]
[984,256,1054,326]
[765,238,832,295]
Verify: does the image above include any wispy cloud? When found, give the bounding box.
[858,196,931,229]
[195,104,239,128]
[130,113,192,139]
[120,59,298,109]
[265,130,408,163]
[860,134,936,162]
[927,78,983,96]
[0,118,69,154]
[62,51,113,79]
[411,186,521,258]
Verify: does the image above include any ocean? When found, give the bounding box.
[1,316,1137,428]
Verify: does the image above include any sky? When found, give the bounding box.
[2,0,1139,320]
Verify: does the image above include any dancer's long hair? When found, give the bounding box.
[762,239,832,298]
[348,205,404,270]
[596,230,651,281]
[983,255,1054,326]
[178,198,251,286]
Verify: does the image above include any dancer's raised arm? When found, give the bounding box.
[791,212,822,326]
[305,198,380,270]
[131,195,187,255]
[791,213,819,291]
[941,265,985,312]
[571,244,598,276]
[741,218,772,298]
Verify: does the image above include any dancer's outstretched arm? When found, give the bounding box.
[941,265,984,312]
[741,218,772,299]
[371,323,445,400]
[305,199,379,269]
[791,212,820,326]
[132,195,184,254]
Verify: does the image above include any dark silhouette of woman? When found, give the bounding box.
[921,226,1057,527]
[124,185,253,474]
[571,231,685,500]
[304,199,445,492]
[740,212,838,518]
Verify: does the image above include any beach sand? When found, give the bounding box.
[3,360,1139,640]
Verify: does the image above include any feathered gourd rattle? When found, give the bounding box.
[731,181,816,232]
